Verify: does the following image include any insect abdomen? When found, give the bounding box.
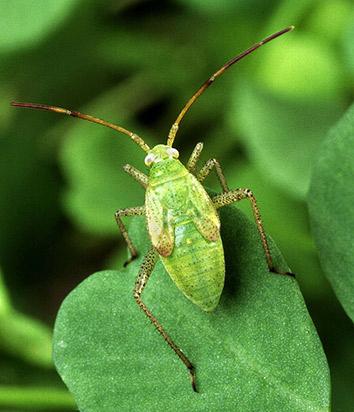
[160,219,225,312]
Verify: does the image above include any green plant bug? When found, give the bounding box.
[12,26,295,392]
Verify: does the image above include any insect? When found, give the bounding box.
[12,26,295,392]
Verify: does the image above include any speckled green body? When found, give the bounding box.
[161,218,225,311]
[145,146,225,311]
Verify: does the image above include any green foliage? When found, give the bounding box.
[0,270,11,314]
[307,0,354,41]
[343,21,354,78]
[0,269,52,367]
[230,82,343,198]
[308,103,354,321]
[256,34,344,102]
[53,209,329,411]
[0,313,52,368]
[0,386,75,410]
[0,0,78,53]
[1,0,353,410]
[176,0,246,13]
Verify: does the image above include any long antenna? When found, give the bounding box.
[167,25,294,147]
[11,102,151,153]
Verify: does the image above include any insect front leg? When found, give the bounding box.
[197,158,229,193]
[212,188,294,277]
[135,247,197,392]
[186,142,204,173]
[123,164,148,188]
[115,206,145,267]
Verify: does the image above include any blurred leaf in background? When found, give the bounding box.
[0,0,353,410]
[0,268,52,367]
[308,103,354,321]
[0,1,79,53]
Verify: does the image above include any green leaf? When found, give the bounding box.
[307,0,354,42]
[175,0,244,13]
[255,33,344,103]
[0,0,79,53]
[0,269,11,315]
[0,312,53,368]
[0,269,52,368]
[53,207,329,411]
[224,162,329,300]
[0,386,75,410]
[343,19,354,78]
[230,82,343,198]
[308,103,354,321]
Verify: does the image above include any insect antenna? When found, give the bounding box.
[167,25,294,147]
[11,101,151,153]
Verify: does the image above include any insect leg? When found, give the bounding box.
[212,188,294,277]
[197,158,229,192]
[134,247,197,392]
[115,206,145,267]
[186,142,204,173]
[123,164,148,188]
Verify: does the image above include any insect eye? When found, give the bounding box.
[144,153,155,166]
[167,147,179,159]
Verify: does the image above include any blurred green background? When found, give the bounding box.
[0,0,353,410]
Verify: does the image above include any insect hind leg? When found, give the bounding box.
[114,206,145,267]
[212,188,295,277]
[134,247,197,392]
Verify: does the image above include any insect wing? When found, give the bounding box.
[188,175,220,242]
[145,187,174,257]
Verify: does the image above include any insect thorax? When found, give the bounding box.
[148,157,188,186]
[147,159,190,211]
